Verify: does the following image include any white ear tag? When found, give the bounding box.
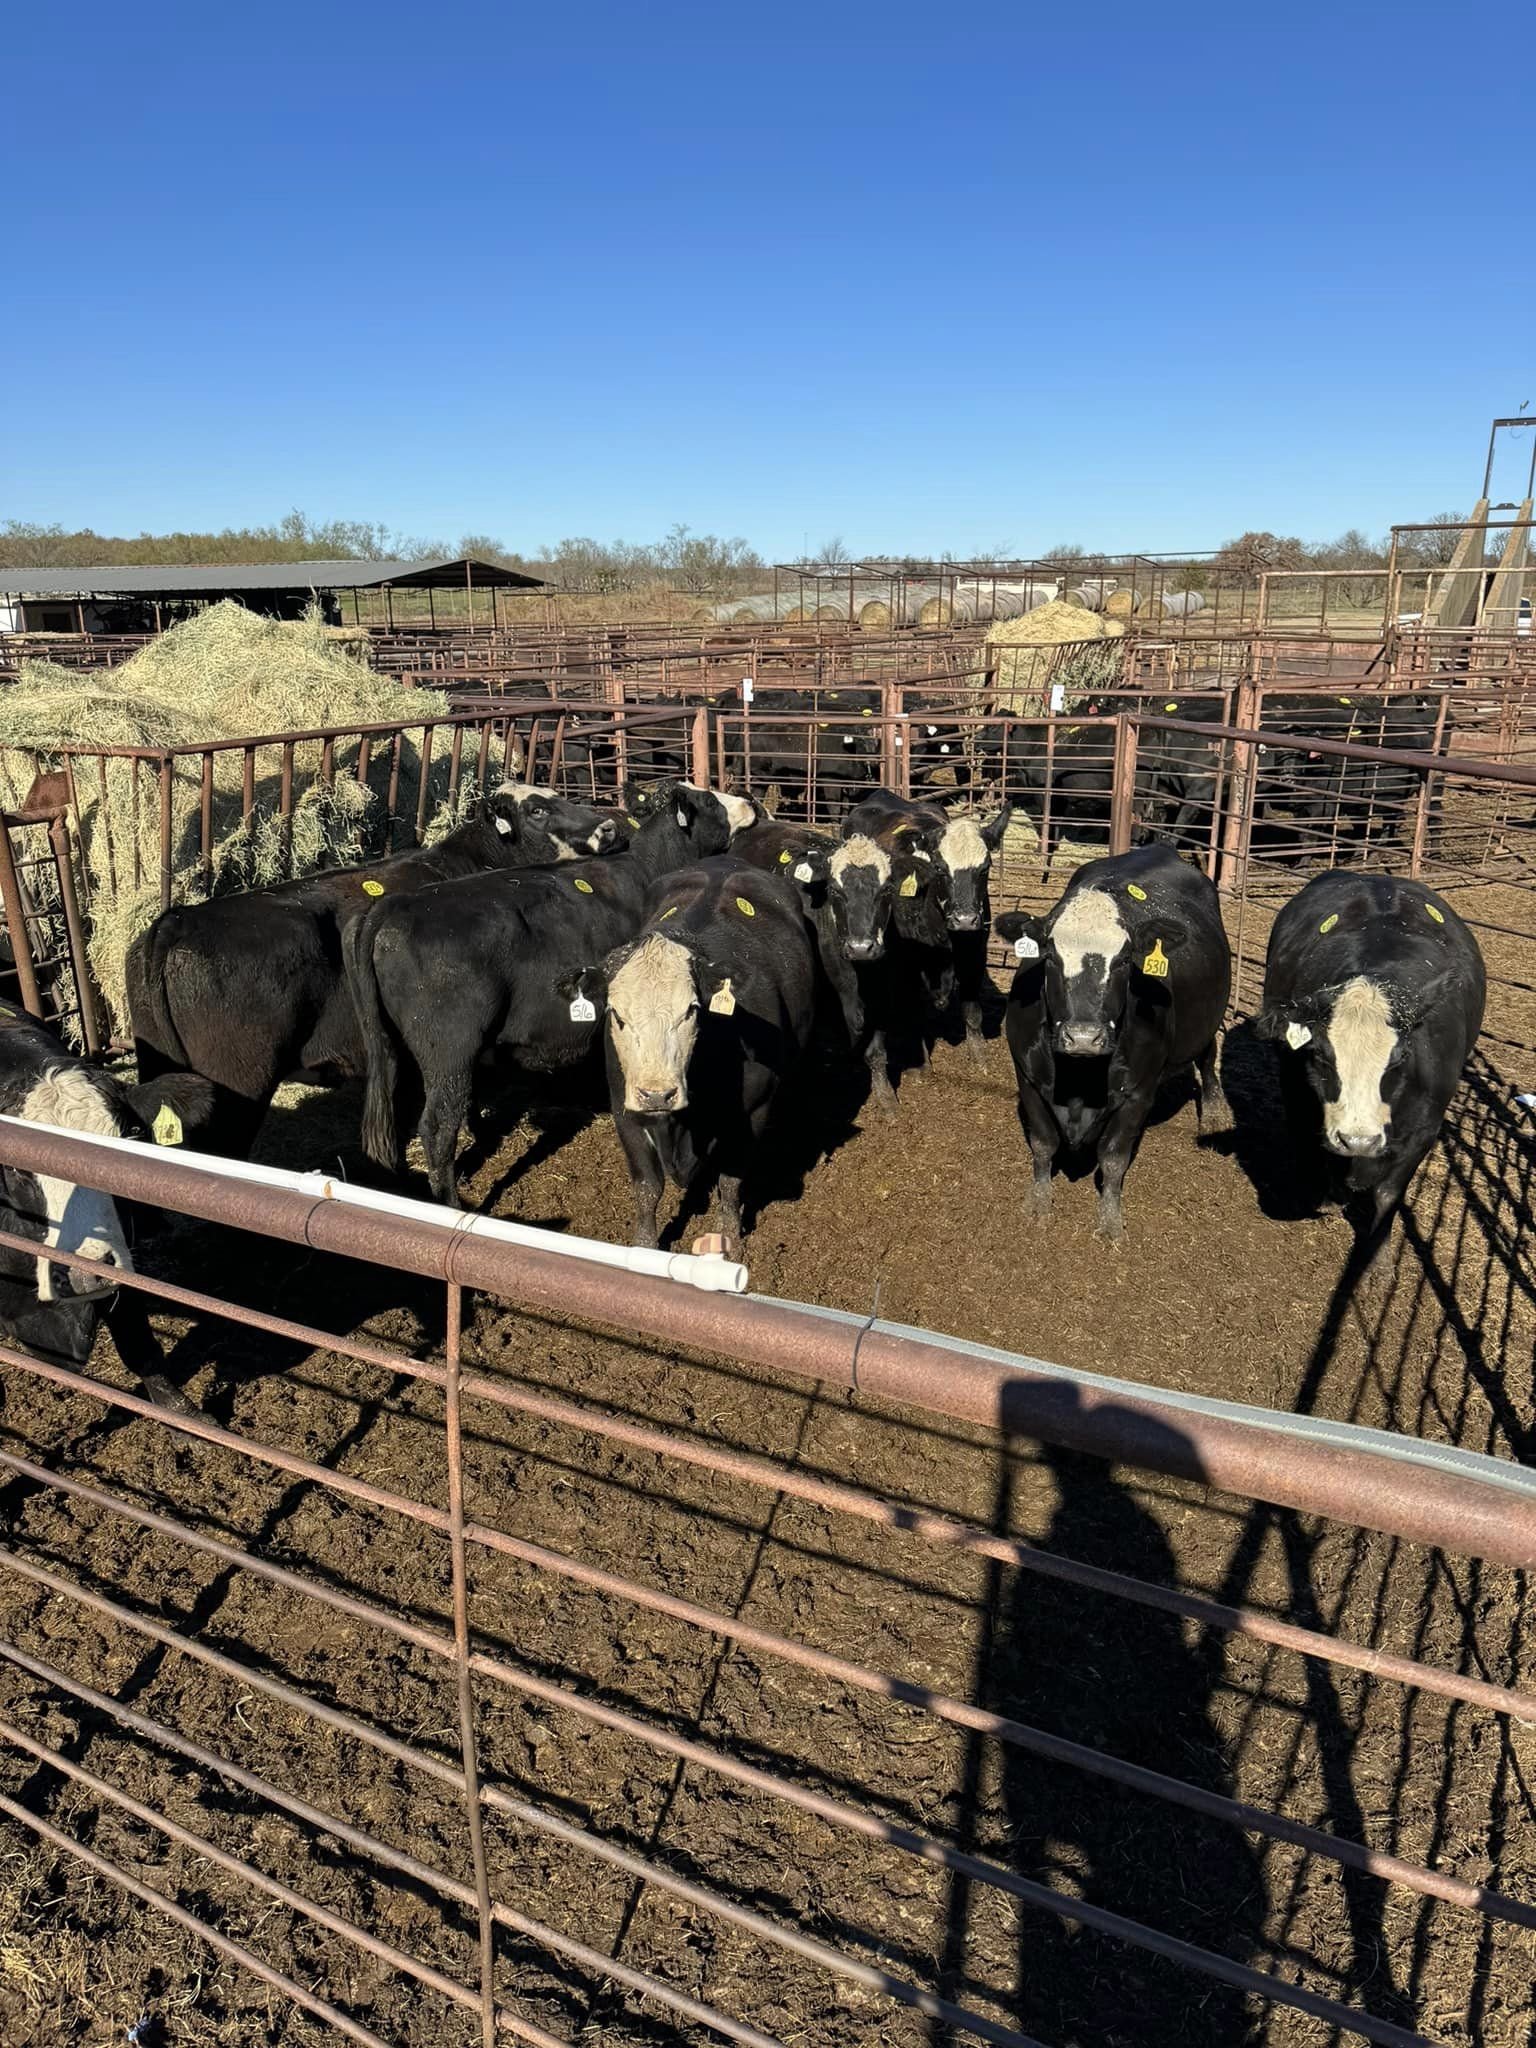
[939,743,951,754]
[675,805,688,828]
[569,995,596,1023]
[709,979,736,1016]
[494,813,513,835]
[792,861,814,882]
[1014,935,1040,960]
[1284,1021,1312,1049]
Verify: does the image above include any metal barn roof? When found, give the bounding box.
[0,556,544,597]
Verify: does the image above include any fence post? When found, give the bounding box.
[0,817,44,1016]
[1108,716,1139,854]
[157,757,174,910]
[47,816,102,1055]
[1217,679,1260,896]
[690,706,711,787]
[1408,693,1451,878]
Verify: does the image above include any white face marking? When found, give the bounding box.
[829,835,891,887]
[19,1068,132,1301]
[937,817,988,877]
[1324,978,1396,1151]
[608,936,698,1112]
[1051,888,1127,980]
[718,791,756,836]
[497,781,558,804]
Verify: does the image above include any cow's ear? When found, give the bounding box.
[555,965,607,1004]
[1397,967,1457,1029]
[487,798,521,838]
[622,779,660,817]
[123,1071,215,1140]
[1132,918,1186,980]
[787,845,830,893]
[1254,1004,1310,1046]
[981,803,1013,851]
[995,910,1045,961]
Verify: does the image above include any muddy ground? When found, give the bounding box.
[0,874,1533,2047]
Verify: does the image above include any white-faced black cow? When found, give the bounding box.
[128,783,623,1157]
[346,781,757,1206]
[996,844,1232,1239]
[574,859,816,1248]
[0,1005,210,1402]
[843,789,1012,1053]
[1254,871,1484,1239]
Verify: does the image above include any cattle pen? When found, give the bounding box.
[0,618,1535,2044]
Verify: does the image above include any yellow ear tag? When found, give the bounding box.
[735,896,755,916]
[1141,938,1169,978]
[709,979,736,1016]
[1319,913,1339,933]
[362,879,385,897]
[659,905,678,920]
[1426,903,1445,923]
[627,815,640,827]
[574,878,594,894]
[899,872,918,898]
[152,1104,183,1147]
[1126,883,1148,902]
[817,722,829,731]
[861,707,873,716]
[1164,701,1178,712]
[778,849,792,864]
[1337,696,1352,706]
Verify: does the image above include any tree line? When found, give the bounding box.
[0,508,1489,596]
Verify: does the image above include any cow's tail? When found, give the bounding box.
[342,911,401,1171]
[125,912,194,1076]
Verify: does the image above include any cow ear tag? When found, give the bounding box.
[1141,938,1169,978]
[152,1104,184,1146]
[778,849,792,864]
[1318,913,1339,933]
[861,707,872,716]
[493,814,513,836]
[675,805,688,828]
[569,993,596,1023]
[709,979,736,1016]
[362,879,385,896]
[792,861,814,882]
[1285,1021,1313,1049]
[735,896,755,916]
[1426,904,1445,924]
[899,872,919,897]
[1014,934,1039,960]
[1164,701,1178,711]
[627,814,640,828]
[574,878,594,894]
[1126,883,1148,902]
[659,905,679,921]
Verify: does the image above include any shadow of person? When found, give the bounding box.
[984,1396,1267,2045]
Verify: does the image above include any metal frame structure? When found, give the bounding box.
[0,1122,1532,2044]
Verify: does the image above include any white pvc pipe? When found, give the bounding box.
[0,1116,749,1295]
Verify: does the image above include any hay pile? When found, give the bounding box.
[985,600,1122,713]
[0,603,451,1040]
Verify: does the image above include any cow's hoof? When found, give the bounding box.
[139,1374,201,1418]
[1094,1209,1125,1244]
[1199,1096,1235,1137]
[965,1032,987,1063]
[873,1086,899,1122]
[1029,1184,1053,1217]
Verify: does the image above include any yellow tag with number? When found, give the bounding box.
[735,896,755,916]
[778,849,792,864]
[1319,913,1339,933]
[1141,938,1169,978]
[899,873,918,898]
[152,1104,183,1147]
[362,879,385,897]
[574,878,594,894]
[1126,883,1148,901]
[1426,903,1445,923]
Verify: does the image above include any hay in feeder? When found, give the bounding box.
[0,603,450,1041]
[985,600,1114,715]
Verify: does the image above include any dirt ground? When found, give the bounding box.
[0,881,1534,2047]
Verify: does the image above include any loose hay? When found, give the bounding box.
[985,600,1117,714]
[0,603,451,1040]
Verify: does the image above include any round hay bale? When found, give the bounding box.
[919,597,953,628]
[814,604,847,622]
[784,606,810,623]
[1103,589,1136,620]
[1137,597,1168,621]
[858,599,892,631]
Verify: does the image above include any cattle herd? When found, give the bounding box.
[0,726,1488,1406]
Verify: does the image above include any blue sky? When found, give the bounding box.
[5,2,1532,559]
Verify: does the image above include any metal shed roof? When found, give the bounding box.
[0,556,544,597]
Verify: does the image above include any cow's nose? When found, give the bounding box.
[845,938,882,961]
[1329,1129,1386,1157]
[636,1086,681,1114]
[949,913,981,932]
[593,820,619,848]
[1057,1024,1108,1056]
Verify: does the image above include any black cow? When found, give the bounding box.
[346,781,755,1205]
[0,1005,210,1403]
[128,784,623,1157]
[843,789,1012,1052]
[1253,871,1484,1239]
[995,844,1232,1239]
[728,695,881,819]
[1254,692,1440,850]
[572,860,815,1248]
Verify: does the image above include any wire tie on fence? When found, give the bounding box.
[848,1277,881,1397]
